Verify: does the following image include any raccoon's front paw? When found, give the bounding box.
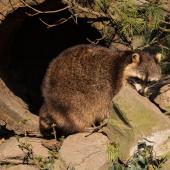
[84,118,108,136]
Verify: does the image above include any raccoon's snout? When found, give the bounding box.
[138,88,148,96]
[138,89,144,96]
[129,81,149,96]
[134,84,148,96]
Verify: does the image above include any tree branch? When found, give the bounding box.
[20,0,70,15]
[39,15,75,28]
[159,26,170,33]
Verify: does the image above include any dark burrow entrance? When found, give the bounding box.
[0,0,103,114]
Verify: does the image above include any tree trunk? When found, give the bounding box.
[0,0,45,23]
[0,79,40,136]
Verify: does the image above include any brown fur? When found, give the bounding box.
[39,44,161,136]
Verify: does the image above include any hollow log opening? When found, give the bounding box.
[0,0,103,114]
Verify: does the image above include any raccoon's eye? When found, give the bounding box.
[133,77,143,83]
[128,77,143,84]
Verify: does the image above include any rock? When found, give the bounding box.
[5,165,38,170]
[53,159,67,170]
[161,156,170,170]
[103,85,170,161]
[0,79,40,136]
[0,137,50,165]
[0,86,169,170]
[59,133,109,170]
[153,84,170,113]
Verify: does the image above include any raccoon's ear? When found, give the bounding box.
[155,53,162,63]
[132,53,140,64]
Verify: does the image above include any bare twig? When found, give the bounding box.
[64,0,106,18]
[52,123,57,141]
[159,26,170,32]
[20,0,70,15]
[39,15,74,28]
[0,12,5,22]
[9,0,15,10]
[137,30,167,50]
[160,6,170,13]
[17,0,169,48]
[0,12,6,18]
[161,20,170,25]
[158,44,170,50]
[87,35,106,45]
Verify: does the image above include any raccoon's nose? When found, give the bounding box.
[138,87,148,96]
[138,89,145,96]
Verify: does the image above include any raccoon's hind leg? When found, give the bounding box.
[39,104,53,138]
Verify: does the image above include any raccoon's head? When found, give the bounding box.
[124,50,162,96]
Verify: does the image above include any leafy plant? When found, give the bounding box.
[17,137,58,170]
[109,142,168,170]
[17,137,34,164]
[107,142,120,164]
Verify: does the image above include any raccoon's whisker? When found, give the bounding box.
[148,89,157,93]
[147,89,159,94]
[148,83,160,89]
[148,85,159,89]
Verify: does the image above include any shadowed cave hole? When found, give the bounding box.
[0,1,103,114]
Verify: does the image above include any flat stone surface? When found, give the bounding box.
[154,84,170,112]
[59,133,109,170]
[5,165,38,170]
[0,137,50,164]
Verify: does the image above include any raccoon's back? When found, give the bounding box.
[42,44,129,107]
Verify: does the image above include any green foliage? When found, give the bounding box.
[109,142,168,170]
[145,4,164,31]
[83,0,166,47]
[17,137,58,170]
[107,142,120,163]
[34,153,57,170]
[112,0,163,38]
[115,0,146,37]
[66,0,169,49]
[58,135,65,142]
[17,137,34,163]
[161,62,170,75]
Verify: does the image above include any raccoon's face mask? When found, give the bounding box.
[127,76,158,96]
[125,52,162,96]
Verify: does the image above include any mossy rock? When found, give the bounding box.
[103,85,170,163]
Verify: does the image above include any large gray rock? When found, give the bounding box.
[0,137,50,164]
[105,85,170,161]
[153,84,170,113]
[59,133,109,170]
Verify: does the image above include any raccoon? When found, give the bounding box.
[39,44,161,137]
[125,50,161,95]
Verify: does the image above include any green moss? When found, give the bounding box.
[103,86,170,160]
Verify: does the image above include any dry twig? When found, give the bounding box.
[20,0,70,16]
[39,15,75,28]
